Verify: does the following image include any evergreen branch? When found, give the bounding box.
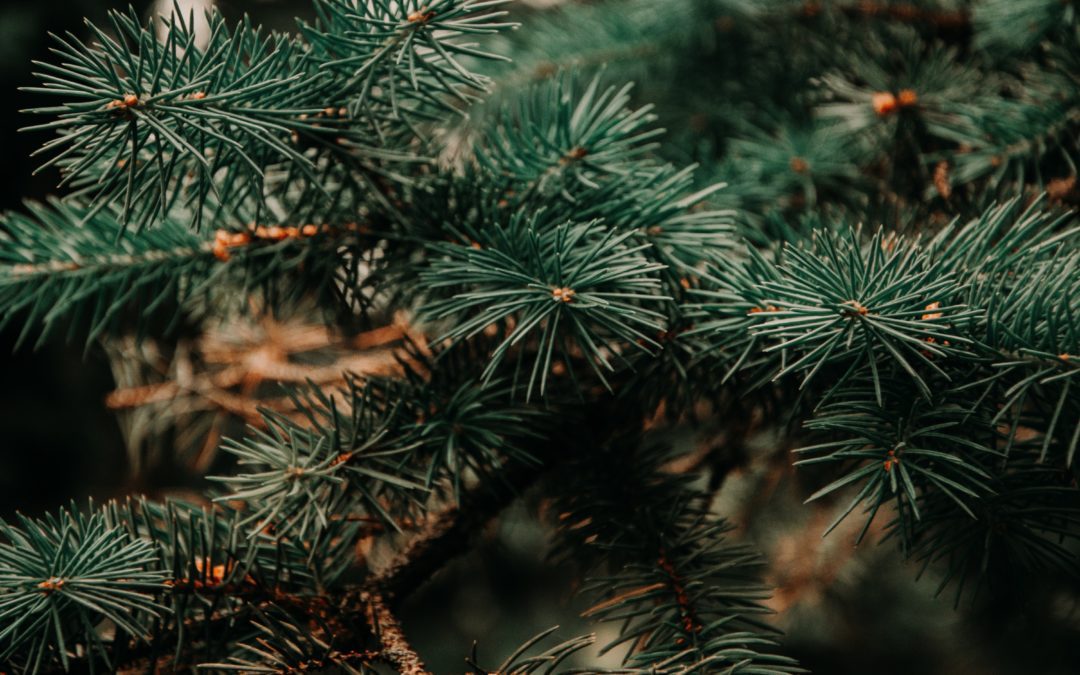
[900,448,1080,605]
[386,341,545,499]
[104,498,358,671]
[974,0,1078,53]
[475,74,662,198]
[557,165,737,286]
[24,1,518,231]
[198,606,380,673]
[0,506,166,674]
[106,497,359,598]
[687,246,789,388]
[933,196,1080,464]
[700,196,1080,589]
[924,49,1080,191]
[0,201,366,348]
[420,215,669,398]
[0,200,207,348]
[305,0,515,111]
[750,227,977,402]
[796,377,999,547]
[924,195,1078,276]
[212,346,550,539]
[481,0,687,96]
[550,438,800,673]
[0,498,359,674]
[23,8,339,228]
[816,23,1079,196]
[975,257,1080,464]
[465,626,598,675]
[817,31,989,144]
[210,376,429,540]
[9,0,1079,669]
[481,0,973,111]
[725,119,868,211]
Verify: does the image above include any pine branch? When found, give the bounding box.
[925,51,1080,191]
[210,376,429,540]
[199,606,381,673]
[974,0,1078,53]
[725,118,867,211]
[902,447,1080,605]
[24,8,335,228]
[465,626,599,675]
[475,74,662,197]
[0,200,367,348]
[419,215,669,398]
[686,245,788,389]
[106,498,360,672]
[210,337,555,537]
[481,0,684,96]
[23,1,517,230]
[549,438,800,673]
[7,0,1079,670]
[692,196,1080,594]
[0,200,207,348]
[816,32,989,142]
[304,0,515,112]
[797,377,998,547]
[750,227,976,401]
[0,507,166,673]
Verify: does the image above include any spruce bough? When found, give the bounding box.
[0,0,1077,672]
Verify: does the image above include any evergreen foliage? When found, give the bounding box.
[0,0,1077,672]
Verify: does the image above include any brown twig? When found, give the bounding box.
[369,458,545,604]
[363,591,431,675]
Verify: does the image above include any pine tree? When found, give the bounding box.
[0,0,1077,672]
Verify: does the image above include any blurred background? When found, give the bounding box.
[1,1,1079,673]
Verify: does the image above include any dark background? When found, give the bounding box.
[0,0,135,515]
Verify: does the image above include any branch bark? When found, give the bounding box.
[369,456,547,605]
[363,591,431,675]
